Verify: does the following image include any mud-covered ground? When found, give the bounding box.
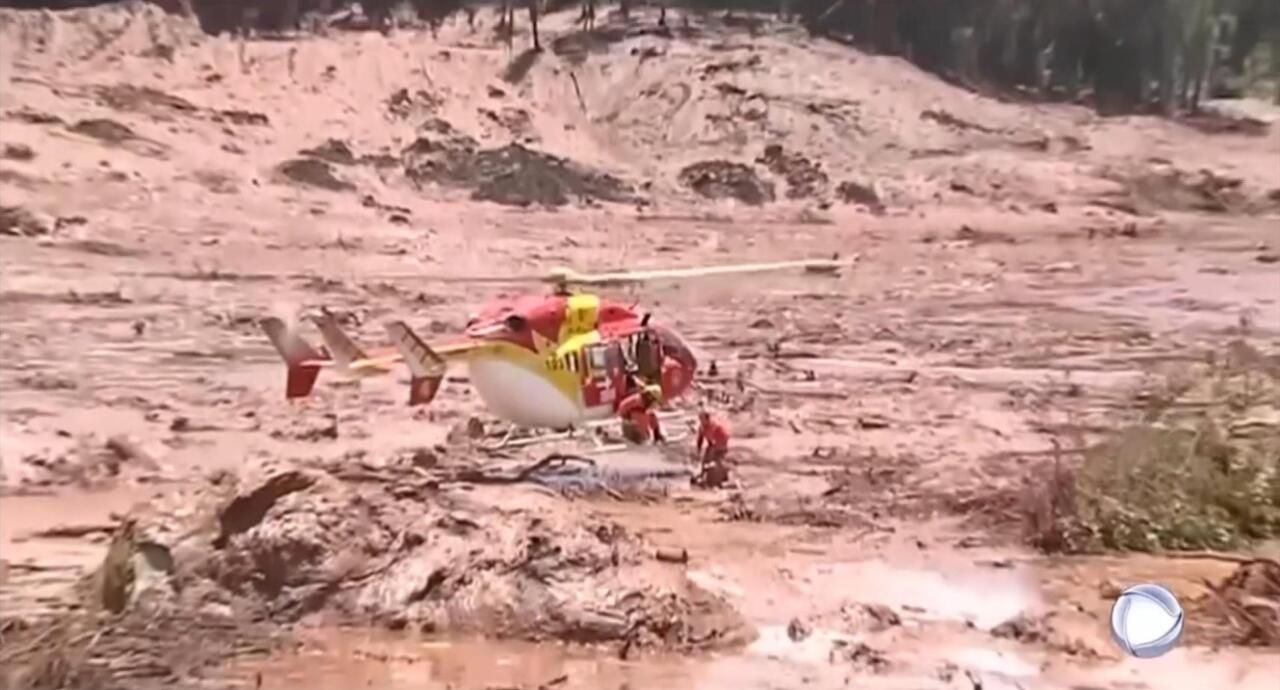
[1,4,1279,690]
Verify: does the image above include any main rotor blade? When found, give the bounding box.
[133,257,855,287]
[549,257,857,287]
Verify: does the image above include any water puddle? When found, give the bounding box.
[1051,646,1280,690]
[945,646,1039,678]
[230,627,867,690]
[504,448,694,494]
[1,486,148,554]
[228,630,698,690]
[746,624,853,665]
[801,559,1038,630]
[0,485,151,616]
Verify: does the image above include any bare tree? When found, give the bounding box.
[1181,0,1218,111]
[497,1,516,51]
[580,0,597,31]
[529,0,542,50]
[1273,29,1280,104]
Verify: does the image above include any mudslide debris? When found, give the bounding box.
[300,139,358,165]
[678,160,774,205]
[275,158,355,192]
[404,133,636,207]
[835,180,884,213]
[756,144,828,200]
[1197,559,1280,647]
[2,459,751,688]
[68,118,138,144]
[2,142,35,161]
[0,205,51,237]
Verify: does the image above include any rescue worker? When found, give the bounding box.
[693,410,731,488]
[617,383,664,445]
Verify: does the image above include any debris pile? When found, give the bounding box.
[720,491,872,529]
[1110,164,1279,215]
[94,83,197,116]
[1,142,35,161]
[0,205,51,237]
[755,144,828,200]
[678,160,775,206]
[1196,559,1280,647]
[68,118,138,144]
[3,433,165,489]
[274,158,355,192]
[403,128,636,207]
[1,459,751,688]
[835,180,884,213]
[300,139,358,165]
[386,88,442,120]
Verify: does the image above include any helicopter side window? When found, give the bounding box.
[584,343,609,375]
[604,342,623,374]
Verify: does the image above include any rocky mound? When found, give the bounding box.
[1,457,751,688]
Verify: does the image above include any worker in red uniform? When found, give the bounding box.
[693,410,731,488]
[617,383,664,445]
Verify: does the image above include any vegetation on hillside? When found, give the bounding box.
[5,1,1279,113]
[1030,341,1280,554]
[798,0,1280,113]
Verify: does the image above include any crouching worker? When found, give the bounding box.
[618,384,665,445]
[693,410,731,488]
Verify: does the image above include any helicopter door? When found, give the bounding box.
[632,329,663,382]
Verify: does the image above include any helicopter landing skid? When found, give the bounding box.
[481,412,694,453]
[584,411,694,449]
[481,426,580,452]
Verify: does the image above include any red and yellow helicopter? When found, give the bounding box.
[259,259,851,430]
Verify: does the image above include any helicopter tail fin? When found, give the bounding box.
[260,317,327,399]
[311,309,368,373]
[384,320,447,406]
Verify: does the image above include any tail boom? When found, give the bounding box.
[262,315,469,406]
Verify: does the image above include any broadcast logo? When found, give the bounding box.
[1109,583,1184,658]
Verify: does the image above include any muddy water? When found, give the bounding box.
[790,558,1040,630]
[0,485,152,616]
[230,628,965,690]
[227,546,1049,690]
[227,629,815,690]
[0,486,149,559]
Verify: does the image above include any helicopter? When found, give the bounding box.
[258,258,852,431]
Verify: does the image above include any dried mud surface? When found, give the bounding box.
[1,4,1279,690]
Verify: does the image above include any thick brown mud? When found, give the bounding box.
[2,4,1279,690]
